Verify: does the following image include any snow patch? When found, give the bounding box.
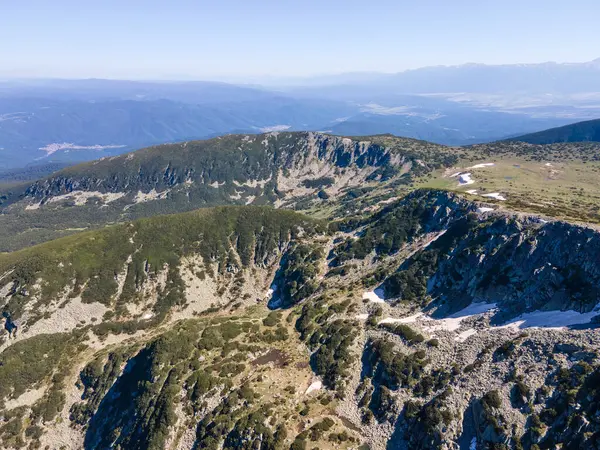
[498,308,600,331]
[468,163,495,169]
[379,313,423,325]
[305,380,323,394]
[477,207,494,213]
[0,282,15,299]
[458,173,475,185]
[25,202,41,210]
[423,302,498,332]
[455,328,477,342]
[362,288,385,303]
[470,437,478,450]
[481,193,506,201]
[265,284,278,299]
[465,189,478,195]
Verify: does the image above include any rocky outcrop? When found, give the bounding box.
[19,132,445,205]
[368,191,600,321]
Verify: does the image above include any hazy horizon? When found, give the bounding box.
[2,0,600,80]
[1,56,599,84]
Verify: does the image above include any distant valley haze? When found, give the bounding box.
[1,0,599,171]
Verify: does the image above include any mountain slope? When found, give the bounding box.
[3,130,600,254]
[0,204,324,358]
[2,190,600,450]
[509,118,600,144]
[0,132,456,251]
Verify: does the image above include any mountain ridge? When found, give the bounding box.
[0,131,458,251]
[509,118,600,144]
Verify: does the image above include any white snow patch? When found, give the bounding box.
[450,172,462,178]
[362,288,385,303]
[229,191,242,200]
[305,380,323,395]
[466,189,478,195]
[379,313,423,325]
[142,313,154,320]
[477,207,494,213]
[545,163,553,167]
[481,192,506,201]
[498,309,600,331]
[458,173,475,185]
[423,302,498,332]
[1,282,15,300]
[468,163,495,169]
[455,328,478,342]
[265,284,278,299]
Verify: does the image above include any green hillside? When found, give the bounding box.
[0,132,456,251]
[509,118,600,144]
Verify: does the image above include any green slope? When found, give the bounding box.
[509,118,600,144]
[0,205,323,326]
[0,131,457,251]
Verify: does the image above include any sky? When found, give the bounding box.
[1,0,599,80]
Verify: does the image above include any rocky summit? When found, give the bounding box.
[1,132,600,450]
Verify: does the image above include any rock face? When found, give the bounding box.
[361,190,600,321]
[18,132,444,205]
[428,218,600,319]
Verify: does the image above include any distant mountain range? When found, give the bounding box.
[271,58,600,93]
[1,59,599,169]
[509,118,600,144]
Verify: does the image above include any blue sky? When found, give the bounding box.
[1,0,599,79]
